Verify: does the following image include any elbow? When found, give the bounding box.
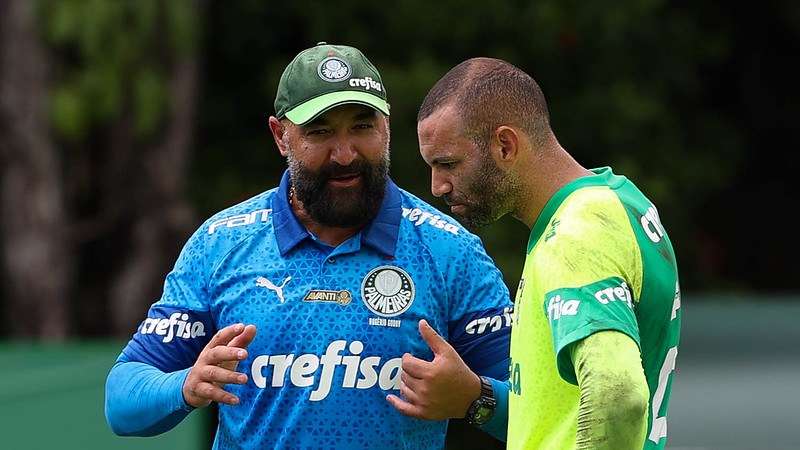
[106,412,134,437]
[104,387,154,437]
[104,363,148,436]
[105,372,133,436]
[602,373,649,426]
[612,384,648,424]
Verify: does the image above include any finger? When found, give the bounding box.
[400,371,423,393]
[192,381,240,405]
[419,320,450,356]
[399,378,423,405]
[401,352,432,379]
[198,365,248,385]
[205,346,248,365]
[386,394,424,419]
[229,324,257,349]
[208,323,245,348]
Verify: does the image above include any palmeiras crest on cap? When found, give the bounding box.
[361,266,415,317]
[317,57,351,82]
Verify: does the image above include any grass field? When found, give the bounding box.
[1,298,797,449]
[0,341,207,450]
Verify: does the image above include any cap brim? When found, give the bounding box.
[285,91,390,125]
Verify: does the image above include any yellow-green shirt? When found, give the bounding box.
[508,167,681,450]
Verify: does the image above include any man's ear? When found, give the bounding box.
[491,125,520,167]
[268,116,290,157]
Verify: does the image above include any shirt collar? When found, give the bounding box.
[272,170,401,257]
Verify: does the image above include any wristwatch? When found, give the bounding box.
[464,376,496,426]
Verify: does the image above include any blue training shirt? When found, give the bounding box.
[110,171,512,449]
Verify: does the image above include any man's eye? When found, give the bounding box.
[306,128,329,136]
[354,123,373,130]
[439,161,456,169]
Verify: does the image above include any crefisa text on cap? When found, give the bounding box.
[349,76,382,92]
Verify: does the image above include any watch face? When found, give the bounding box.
[467,377,496,426]
[469,400,495,425]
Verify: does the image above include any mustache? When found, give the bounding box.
[443,194,467,206]
[318,159,369,179]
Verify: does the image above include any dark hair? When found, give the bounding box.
[418,58,551,146]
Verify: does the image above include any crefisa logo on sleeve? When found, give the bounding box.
[361,266,415,323]
[139,312,206,343]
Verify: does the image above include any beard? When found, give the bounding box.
[287,150,390,228]
[445,151,517,231]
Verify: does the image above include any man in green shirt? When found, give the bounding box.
[386,57,680,450]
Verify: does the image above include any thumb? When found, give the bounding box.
[418,319,450,357]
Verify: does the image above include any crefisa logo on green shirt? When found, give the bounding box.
[593,280,633,309]
[546,295,580,321]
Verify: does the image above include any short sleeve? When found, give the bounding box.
[534,187,644,385]
[544,276,641,384]
[120,226,216,372]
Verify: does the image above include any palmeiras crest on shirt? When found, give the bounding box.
[360,266,415,317]
[317,57,351,82]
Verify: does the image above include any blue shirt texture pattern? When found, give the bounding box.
[114,171,512,449]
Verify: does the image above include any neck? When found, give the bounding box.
[511,143,592,229]
[290,191,360,247]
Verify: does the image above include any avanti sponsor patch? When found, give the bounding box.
[303,289,352,306]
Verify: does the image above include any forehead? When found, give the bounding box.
[417,105,471,157]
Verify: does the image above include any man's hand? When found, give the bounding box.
[386,319,481,420]
[183,323,257,408]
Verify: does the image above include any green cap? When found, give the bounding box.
[274,42,390,125]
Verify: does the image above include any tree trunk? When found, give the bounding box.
[0,0,70,339]
[108,55,198,336]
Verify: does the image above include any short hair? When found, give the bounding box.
[418,58,551,146]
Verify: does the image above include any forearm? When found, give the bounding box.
[105,359,193,436]
[572,331,648,450]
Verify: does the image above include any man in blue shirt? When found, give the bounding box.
[105,42,512,449]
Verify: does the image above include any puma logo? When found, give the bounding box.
[255,276,292,303]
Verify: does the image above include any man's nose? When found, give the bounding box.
[431,170,452,198]
[329,137,358,167]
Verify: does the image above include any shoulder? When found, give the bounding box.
[546,186,633,248]
[534,186,640,288]
[204,188,277,235]
[187,188,278,256]
[397,189,486,253]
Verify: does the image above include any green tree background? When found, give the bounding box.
[1,1,798,449]
[2,0,797,337]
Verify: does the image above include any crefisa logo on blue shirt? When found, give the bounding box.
[361,266,415,319]
[139,312,206,343]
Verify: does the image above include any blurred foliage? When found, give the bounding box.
[191,0,800,292]
[39,0,197,139]
[24,0,799,302]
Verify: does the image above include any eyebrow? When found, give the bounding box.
[354,110,377,121]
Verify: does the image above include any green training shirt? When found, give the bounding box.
[507,167,681,450]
